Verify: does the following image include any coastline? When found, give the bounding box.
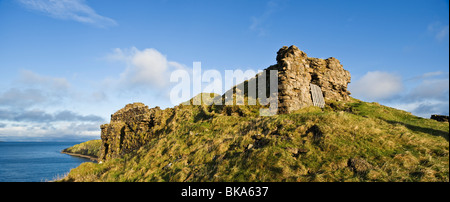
[61,151,98,162]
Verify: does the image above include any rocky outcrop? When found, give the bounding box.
[431,115,449,122]
[100,101,207,161]
[100,103,165,160]
[347,157,373,175]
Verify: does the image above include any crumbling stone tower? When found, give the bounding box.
[269,45,351,114]
[220,45,352,114]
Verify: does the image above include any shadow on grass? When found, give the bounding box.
[383,119,449,141]
[193,106,213,122]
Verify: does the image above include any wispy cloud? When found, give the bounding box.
[0,88,48,109]
[0,108,104,123]
[17,0,117,28]
[17,69,70,91]
[428,21,449,42]
[406,71,444,81]
[250,0,285,36]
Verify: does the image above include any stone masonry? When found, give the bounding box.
[228,45,352,114]
[269,45,351,113]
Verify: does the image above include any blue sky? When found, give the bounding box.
[0,0,448,141]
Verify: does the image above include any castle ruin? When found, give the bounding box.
[99,45,352,160]
[271,45,351,113]
[226,45,351,114]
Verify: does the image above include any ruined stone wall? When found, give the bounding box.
[100,103,163,160]
[215,45,351,114]
[275,45,351,113]
[111,103,151,122]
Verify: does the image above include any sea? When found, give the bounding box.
[0,142,95,182]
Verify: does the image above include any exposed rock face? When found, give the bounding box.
[431,115,449,122]
[273,45,351,113]
[100,101,205,161]
[100,103,164,160]
[111,103,152,122]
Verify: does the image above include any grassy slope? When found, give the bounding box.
[62,99,449,182]
[62,139,102,159]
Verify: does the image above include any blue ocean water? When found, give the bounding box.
[0,142,95,182]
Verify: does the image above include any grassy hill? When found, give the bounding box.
[61,98,448,182]
[62,139,102,160]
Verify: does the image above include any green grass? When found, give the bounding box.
[61,98,449,182]
[62,139,102,159]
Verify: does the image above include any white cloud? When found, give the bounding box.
[0,121,101,141]
[350,71,449,118]
[0,70,75,110]
[408,78,449,101]
[354,71,450,118]
[0,70,72,109]
[17,0,117,28]
[349,71,404,101]
[0,88,47,109]
[127,48,169,86]
[391,100,449,118]
[398,73,449,117]
[0,69,108,141]
[107,47,186,89]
